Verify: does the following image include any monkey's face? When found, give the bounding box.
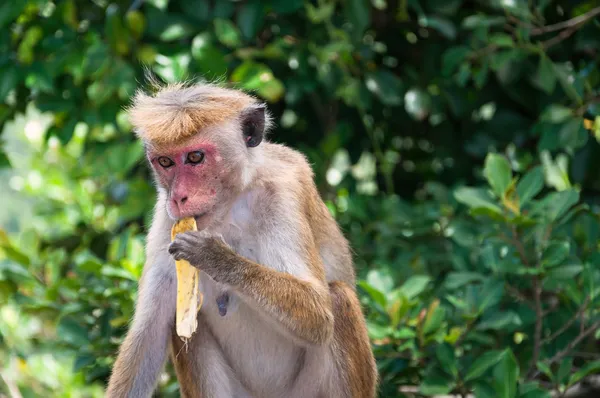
[147,133,244,230]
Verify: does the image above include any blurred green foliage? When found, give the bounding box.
[1,0,600,397]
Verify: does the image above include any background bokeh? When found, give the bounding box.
[1,0,600,397]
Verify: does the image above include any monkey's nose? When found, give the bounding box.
[172,196,188,209]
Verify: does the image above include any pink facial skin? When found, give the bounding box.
[147,139,227,223]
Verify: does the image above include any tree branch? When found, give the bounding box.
[455,320,476,347]
[541,297,590,345]
[546,320,600,366]
[510,226,531,266]
[540,25,579,49]
[530,6,600,35]
[530,320,600,380]
[528,276,544,376]
[576,95,600,116]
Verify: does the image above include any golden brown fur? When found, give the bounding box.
[106,81,377,398]
[129,81,258,146]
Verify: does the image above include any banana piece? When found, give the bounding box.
[171,217,203,341]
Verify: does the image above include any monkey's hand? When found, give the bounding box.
[168,231,231,278]
[170,230,335,346]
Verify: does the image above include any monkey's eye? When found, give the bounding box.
[157,157,174,168]
[186,150,205,165]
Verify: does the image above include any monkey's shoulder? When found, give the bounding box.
[262,142,315,176]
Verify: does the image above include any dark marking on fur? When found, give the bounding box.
[217,292,230,316]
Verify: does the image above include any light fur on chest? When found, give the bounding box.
[188,189,331,395]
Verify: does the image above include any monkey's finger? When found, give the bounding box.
[177,232,202,244]
[168,242,188,260]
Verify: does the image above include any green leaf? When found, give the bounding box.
[213,0,235,18]
[366,322,392,340]
[517,166,544,207]
[101,265,137,280]
[436,343,458,377]
[191,34,228,77]
[345,0,370,39]
[484,153,513,198]
[465,350,505,381]
[559,118,588,151]
[180,0,210,22]
[2,245,30,266]
[237,0,264,40]
[423,304,446,335]
[481,244,498,271]
[493,349,519,398]
[462,15,506,29]
[444,272,485,289]
[0,150,10,168]
[473,382,497,398]
[270,0,303,14]
[489,33,514,48]
[0,260,34,283]
[541,240,570,268]
[73,354,96,372]
[557,357,572,385]
[357,281,386,308]
[0,66,18,102]
[57,317,89,346]
[568,359,600,387]
[540,152,571,191]
[546,264,584,280]
[387,293,409,327]
[531,55,557,95]
[214,19,242,48]
[536,361,554,381]
[454,187,502,213]
[306,3,335,23]
[478,279,504,313]
[541,104,573,124]
[442,46,470,77]
[473,61,490,89]
[420,16,456,40]
[477,311,522,331]
[419,367,455,395]
[553,63,582,103]
[399,275,431,299]
[520,384,551,398]
[530,188,579,222]
[159,23,195,41]
[105,4,130,55]
[365,70,404,106]
[0,2,25,29]
[365,268,394,294]
[231,61,285,102]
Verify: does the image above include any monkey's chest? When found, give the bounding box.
[196,276,305,395]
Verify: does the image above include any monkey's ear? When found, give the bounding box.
[242,105,265,148]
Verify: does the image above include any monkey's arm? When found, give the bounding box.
[169,233,334,346]
[106,253,176,397]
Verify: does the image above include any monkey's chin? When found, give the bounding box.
[193,212,209,229]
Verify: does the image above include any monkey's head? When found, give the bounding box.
[127,81,270,229]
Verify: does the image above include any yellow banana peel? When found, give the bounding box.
[171,217,203,341]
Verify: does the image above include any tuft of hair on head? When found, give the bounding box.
[127,76,266,146]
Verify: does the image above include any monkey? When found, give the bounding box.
[105,80,378,398]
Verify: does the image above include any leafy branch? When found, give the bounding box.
[530,320,600,380]
[540,297,590,346]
